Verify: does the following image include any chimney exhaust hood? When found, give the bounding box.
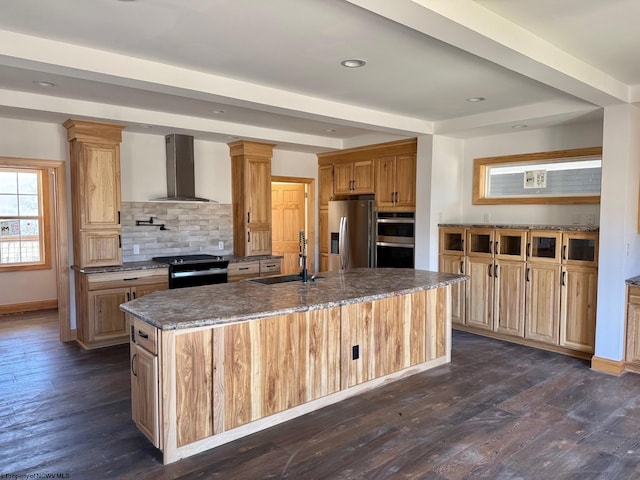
[153,134,211,202]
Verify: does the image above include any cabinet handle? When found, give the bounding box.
[132,291,137,299]
[124,277,139,281]
[495,241,499,254]
[239,266,249,271]
[265,264,276,268]
[460,260,464,274]
[247,212,251,223]
[488,264,492,277]
[248,231,251,243]
[126,292,130,301]
[131,353,137,376]
[118,211,121,225]
[119,235,122,249]
[562,245,567,261]
[137,330,149,339]
[489,241,493,254]
[562,271,566,286]
[527,242,531,257]
[526,267,530,282]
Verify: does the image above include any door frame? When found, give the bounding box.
[271,176,316,273]
[0,157,71,341]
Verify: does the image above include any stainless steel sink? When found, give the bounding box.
[250,274,321,285]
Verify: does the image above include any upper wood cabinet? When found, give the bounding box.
[374,154,416,210]
[333,160,374,194]
[229,140,275,256]
[317,139,417,206]
[64,119,125,268]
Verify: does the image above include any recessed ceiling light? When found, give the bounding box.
[325,128,337,133]
[466,97,485,103]
[340,59,366,68]
[512,124,528,129]
[210,109,225,114]
[225,135,239,140]
[139,124,154,129]
[33,80,55,87]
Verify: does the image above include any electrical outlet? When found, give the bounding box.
[218,241,224,250]
[571,213,581,225]
[133,244,140,255]
[483,213,490,223]
[352,345,360,360]
[586,214,595,225]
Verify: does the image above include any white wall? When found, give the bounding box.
[462,122,603,225]
[0,118,69,306]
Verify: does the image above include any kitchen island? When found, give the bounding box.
[121,268,466,464]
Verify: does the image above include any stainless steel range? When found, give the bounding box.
[152,254,229,289]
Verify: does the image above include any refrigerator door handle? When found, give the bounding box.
[338,217,346,270]
[342,216,350,269]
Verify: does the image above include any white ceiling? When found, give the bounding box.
[0,0,635,152]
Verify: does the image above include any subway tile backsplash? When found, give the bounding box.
[121,201,233,261]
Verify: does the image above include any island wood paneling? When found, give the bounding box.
[222,308,341,431]
[175,330,214,447]
[425,287,448,361]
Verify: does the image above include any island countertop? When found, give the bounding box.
[120,268,467,330]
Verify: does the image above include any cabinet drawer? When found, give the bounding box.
[260,259,282,275]
[228,261,260,277]
[132,318,157,355]
[87,268,168,290]
[629,286,640,305]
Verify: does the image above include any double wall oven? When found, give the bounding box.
[152,254,229,289]
[375,212,415,268]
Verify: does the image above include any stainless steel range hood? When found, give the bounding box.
[153,134,210,202]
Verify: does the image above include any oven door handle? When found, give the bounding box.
[171,268,228,279]
[376,241,415,248]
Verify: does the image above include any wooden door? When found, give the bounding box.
[525,262,561,344]
[374,155,396,207]
[78,142,121,229]
[88,287,129,344]
[466,256,493,331]
[352,160,374,193]
[493,260,525,337]
[318,164,333,206]
[560,265,597,352]
[271,183,306,275]
[394,154,416,208]
[439,254,466,326]
[333,163,353,194]
[131,342,159,447]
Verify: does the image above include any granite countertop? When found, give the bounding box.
[73,254,283,274]
[626,276,640,286]
[438,223,599,232]
[120,268,468,331]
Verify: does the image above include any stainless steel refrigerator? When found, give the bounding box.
[328,199,376,271]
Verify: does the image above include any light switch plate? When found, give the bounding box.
[586,214,595,225]
[133,244,140,254]
[218,241,224,250]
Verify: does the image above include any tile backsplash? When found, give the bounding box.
[121,201,233,261]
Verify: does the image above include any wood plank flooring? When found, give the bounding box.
[2,310,640,479]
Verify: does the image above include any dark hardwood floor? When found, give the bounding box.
[2,310,640,479]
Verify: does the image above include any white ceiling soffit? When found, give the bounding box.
[0,0,619,147]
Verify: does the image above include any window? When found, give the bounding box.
[473,147,602,205]
[0,167,50,271]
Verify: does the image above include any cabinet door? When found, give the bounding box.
[466,257,493,331]
[88,287,129,344]
[352,160,374,193]
[131,343,159,447]
[374,155,396,207]
[562,232,598,267]
[246,157,271,225]
[133,282,168,299]
[626,299,640,364]
[493,261,525,337]
[247,226,272,256]
[439,254,466,326]
[394,154,416,208]
[318,165,333,206]
[333,163,353,194]
[439,227,466,256]
[79,230,122,267]
[525,263,561,344]
[320,253,329,273]
[560,266,597,352]
[78,142,121,229]
[467,229,495,258]
[319,208,329,254]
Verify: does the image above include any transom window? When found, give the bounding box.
[473,147,602,205]
[0,167,50,271]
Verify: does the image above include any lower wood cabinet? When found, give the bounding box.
[626,285,640,372]
[525,262,561,344]
[227,258,282,282]
[438,254,465,326]
[493,260,526,338]
[75,268,167,349]
[560,265,597,352]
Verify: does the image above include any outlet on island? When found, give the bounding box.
[133,244,140,255]
[218,241,224,250]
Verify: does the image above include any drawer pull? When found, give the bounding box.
[239,267,249,271]
[124,277,139,281]
[264,264,276,268]
[137,330,149,339]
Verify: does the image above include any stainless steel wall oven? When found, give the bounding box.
[375,212,415,268]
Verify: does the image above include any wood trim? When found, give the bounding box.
[591,356,625,375]
[271,175,316,273]
[0,157,71,342]
[473,146,602,205]
[0,299,58,315]
[63,118,124,143]
[317,138,417,164]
